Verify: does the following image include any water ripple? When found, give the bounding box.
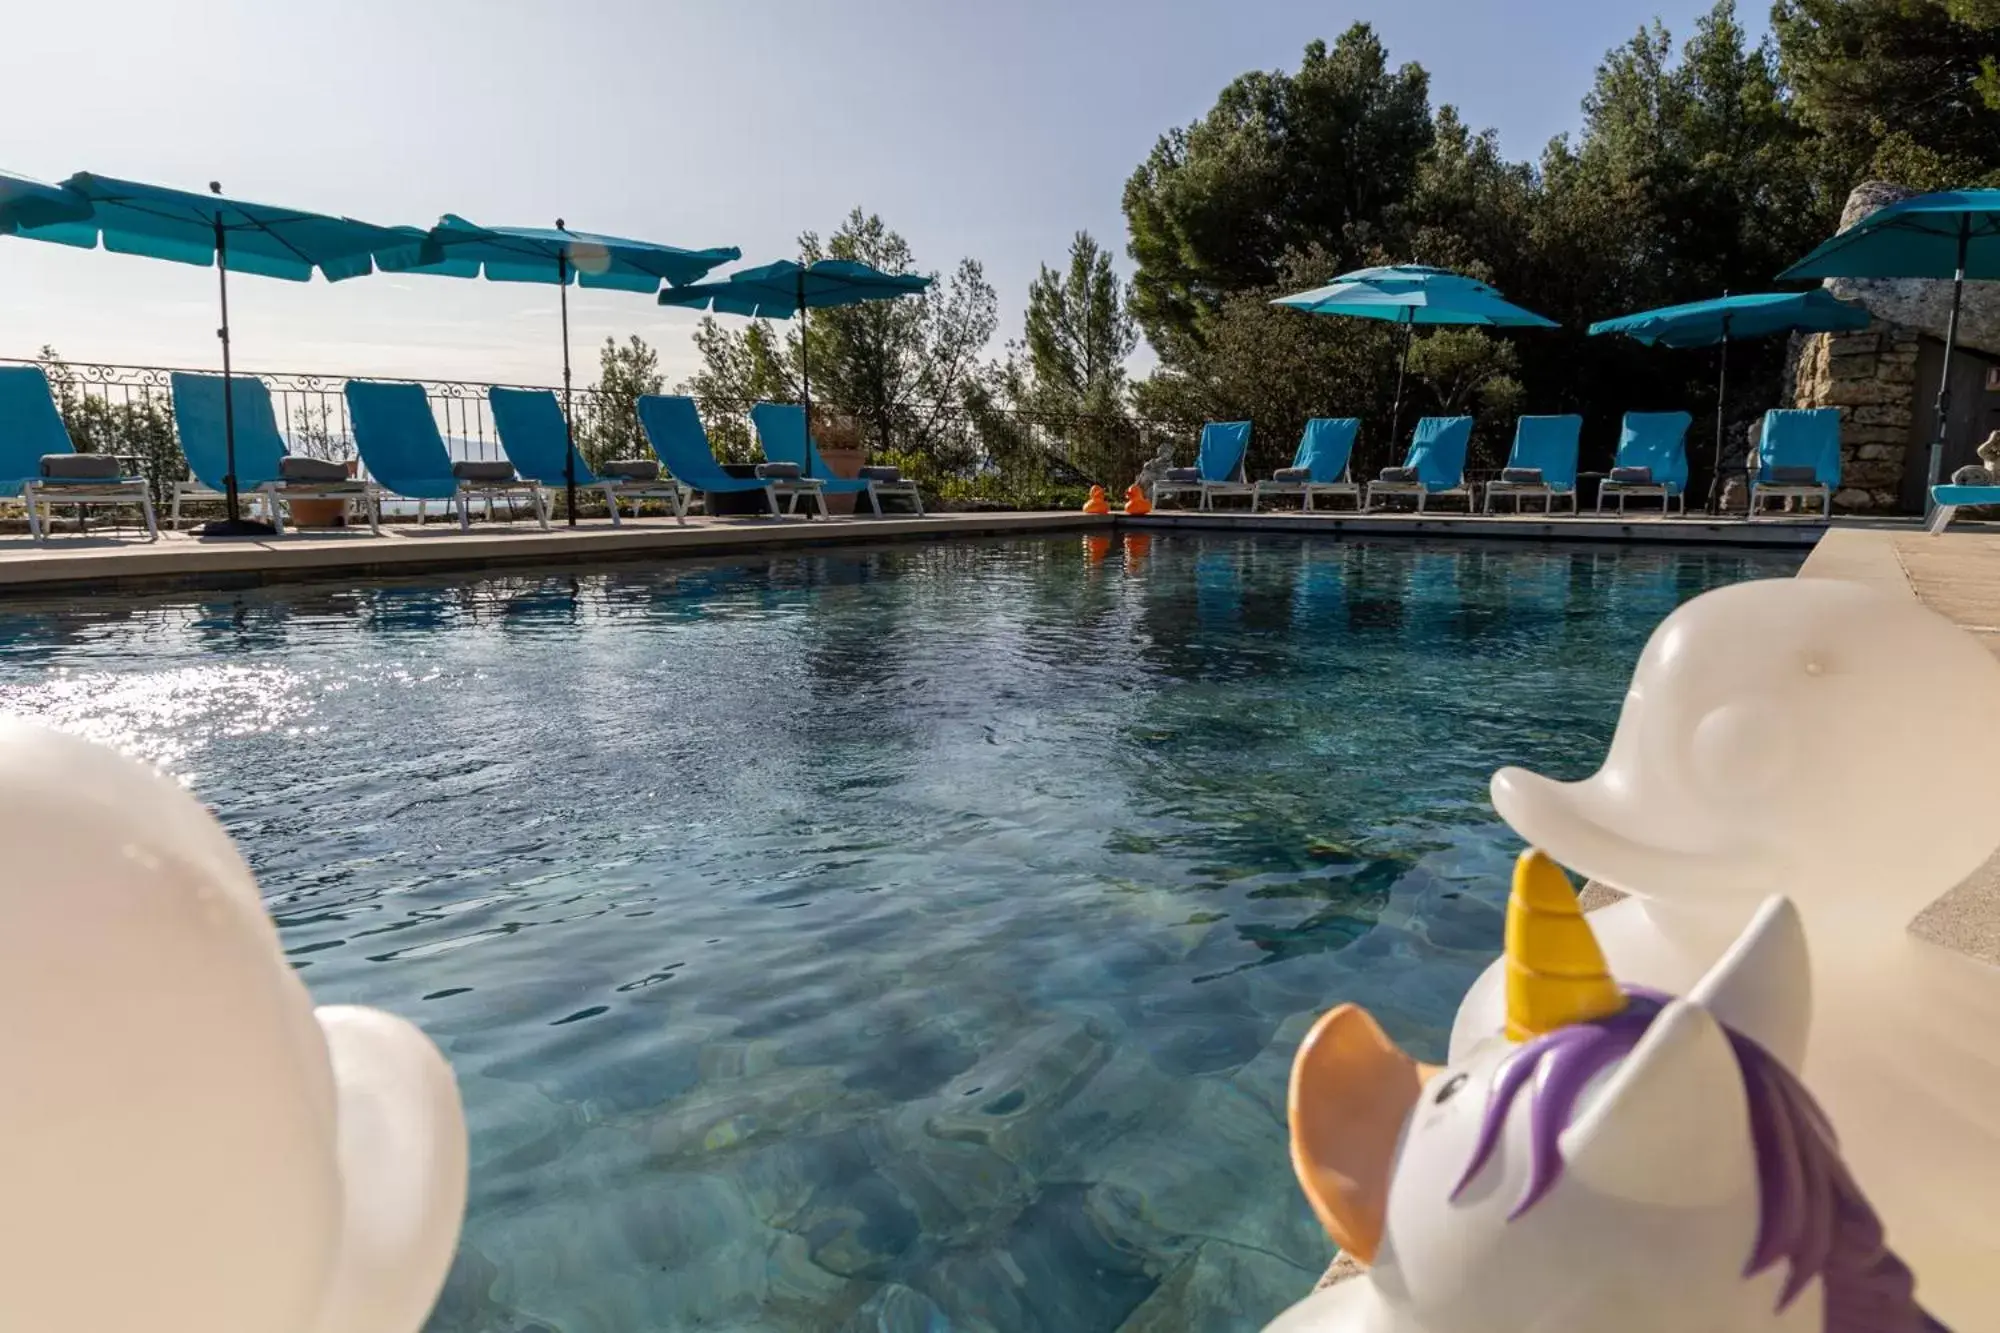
[0,534,1799,1332]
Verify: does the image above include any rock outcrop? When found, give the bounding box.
[1790,182,2000,512]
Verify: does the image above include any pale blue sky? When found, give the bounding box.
[0,0,1760,387]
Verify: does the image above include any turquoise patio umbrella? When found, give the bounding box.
[1272,265,1558,459]
[3,172,424,534]
[1590,290,1871,512]
[657,258,933,428]
[0,170,90,234]
[400,215,740,524]
[1781,190,2000,500]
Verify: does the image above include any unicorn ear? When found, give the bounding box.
[1558,1000,1752,1208]
[1288,1004,1439,1266]
[1685,895,1812,1074]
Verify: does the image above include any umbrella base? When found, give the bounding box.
[195,517,279,539]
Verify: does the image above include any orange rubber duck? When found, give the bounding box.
[1122,484,1153,516]
[1081,485,1111,515]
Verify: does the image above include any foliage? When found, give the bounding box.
[289,403,352,463]
[37,347,180,505]
[577,335,663,471]
[679,209,998,476]
[1774,0,2000,188]
[1008,232,1147,484]
[1123,25,1433,365]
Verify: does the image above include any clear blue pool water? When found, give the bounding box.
[0,534,1802,1332]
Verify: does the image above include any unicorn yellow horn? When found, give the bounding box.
[1505,849,1625,1041]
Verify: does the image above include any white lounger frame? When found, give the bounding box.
[1483,481,1578,514]
[1364,479,1473,512]
[1747,480,1832,520]
[170,477,383,535]
[19,477,158,542]
[1595,481,1687,515]
[1250,475,1361,511]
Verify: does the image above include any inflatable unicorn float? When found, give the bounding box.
[1271,578,2000,1332]
[0,721,467,1333]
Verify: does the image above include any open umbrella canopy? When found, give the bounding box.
[1272,264,1559,327]
[0,171,90,235]
[1779,190,2000,281]
[16,173,421,280]
[400,215,739,292]
[656,258,932,317]
[1588,290,1872,348]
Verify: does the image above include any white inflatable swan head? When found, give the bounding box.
[0,721,467,1333]
[1491,578,2000,928]
[1268,853,1936,1333]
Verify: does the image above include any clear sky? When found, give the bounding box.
[0,0,1761,388]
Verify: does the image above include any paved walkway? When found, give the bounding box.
[1802,527,2000,968]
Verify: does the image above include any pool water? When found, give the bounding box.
[0,534,1801,1332]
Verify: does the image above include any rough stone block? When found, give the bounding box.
[1822,380,1906,407]
[1851,404,1914,429]
[1855,444,1902,462]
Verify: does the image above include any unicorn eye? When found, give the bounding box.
[1433,1072,1469,1105]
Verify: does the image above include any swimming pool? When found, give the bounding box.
[0,534,1803,1331]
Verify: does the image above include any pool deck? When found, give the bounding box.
[0,511,1102,597]
[0,505,1837,598]
[1799,525,2000,970]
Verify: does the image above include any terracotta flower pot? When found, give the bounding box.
[809,409,866,516]
[285,460,357,529]
[817,446,865,516]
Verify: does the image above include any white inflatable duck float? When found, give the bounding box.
[0,721,468,1333]
[1268,851,1940,1332]
[1450,577,2000,1328]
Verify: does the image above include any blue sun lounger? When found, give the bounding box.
[1748,408,1840,520]
[169,372,378,534]
[344,381,549,530]
[637,395,825,517]
[1252,418,1361,511]
[749,402,923,516]
[1484,415,1582,514]
[490,387,689,526]
[0,365,156,541]
[1153,420,1253,510]
[1596,411,1692,515]
[1926,483,2000,533]
[1365,416,1474,512]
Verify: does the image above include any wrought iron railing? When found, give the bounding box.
[2,354,1176,505]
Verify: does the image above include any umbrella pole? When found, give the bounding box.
[1387,311,1414,468]
[558,245,577,528]
[1926,218,1971,507]
[798,268,811,427]
[214,216,240,525]
[1707,315,1730,515]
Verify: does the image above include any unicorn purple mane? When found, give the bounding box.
[1266,852,1945,1333]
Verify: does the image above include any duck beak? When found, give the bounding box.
[1489,765,1777,904]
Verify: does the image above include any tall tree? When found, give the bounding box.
[1774,0,2000,188]
[1011,232,1141,484]
[1123,25,1434,364]
[1022,231,1136,415]
[576,335,663,470]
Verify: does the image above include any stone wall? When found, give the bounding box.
[1792,322,1921,512]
